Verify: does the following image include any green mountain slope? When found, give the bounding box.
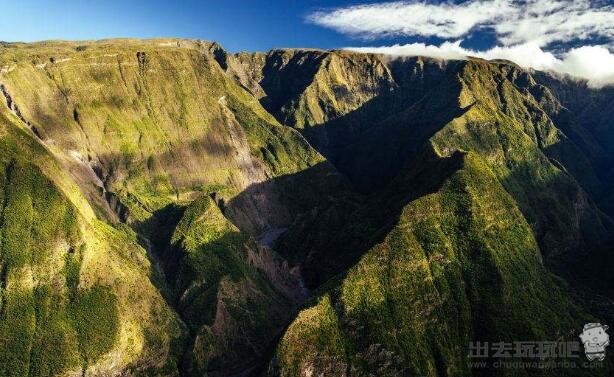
[236,50,614,376]
[272,152,594,376]
[0,39,333,376]
[0,104,183,376]
[0,39,613,377]
[255,52,612,287]
[0,39,323,230]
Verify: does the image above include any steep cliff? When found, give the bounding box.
[0,39,335,376]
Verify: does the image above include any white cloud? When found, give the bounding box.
[308,0,614,47]
[308,0,513,40]
[347,42,614,88]
[497,0,614,46]
[309,0,614,87]
[556,45,614,87]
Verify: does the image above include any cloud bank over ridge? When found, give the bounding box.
[308,0,614,87]
[347,42,614,88]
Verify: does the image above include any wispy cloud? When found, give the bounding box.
[308,0,614,87]
[495,0,614,46]
[348,42,614,88]
[308,0,614,47]
[308,0,512,40]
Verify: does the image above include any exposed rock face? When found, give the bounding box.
[0,39,613,377]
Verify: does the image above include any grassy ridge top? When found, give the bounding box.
[1,37,324,227]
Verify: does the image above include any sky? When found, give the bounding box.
[1,0,613,87]
[0,0,365,52]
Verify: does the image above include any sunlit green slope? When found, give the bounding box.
[0,104,183,376]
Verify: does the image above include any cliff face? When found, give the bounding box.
[0,39,613,377]
[0,39,328,229]
[0,39,331,376]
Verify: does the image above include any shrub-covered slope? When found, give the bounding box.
[0,104,183,376]
[271,152,596,376]
[150,195,307,376]
[0,39,323,230]
[1,39,613,377]
[253,52,612,286]
[240,51,614,376]
[0,39,335,376]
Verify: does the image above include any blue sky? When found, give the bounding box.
[0,0,367,52]
[0,0,496,52]
[1,1,613,86]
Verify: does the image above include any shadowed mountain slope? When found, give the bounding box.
[244,50,612,288]
[224,47,614,376]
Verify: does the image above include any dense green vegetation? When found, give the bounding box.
[0,98,182,375]
[154,195,295,375]
[0,39,612,376]
[0,135,118,376]
[275,153,599,376]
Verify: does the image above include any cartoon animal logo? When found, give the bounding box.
[579,323,609,361]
